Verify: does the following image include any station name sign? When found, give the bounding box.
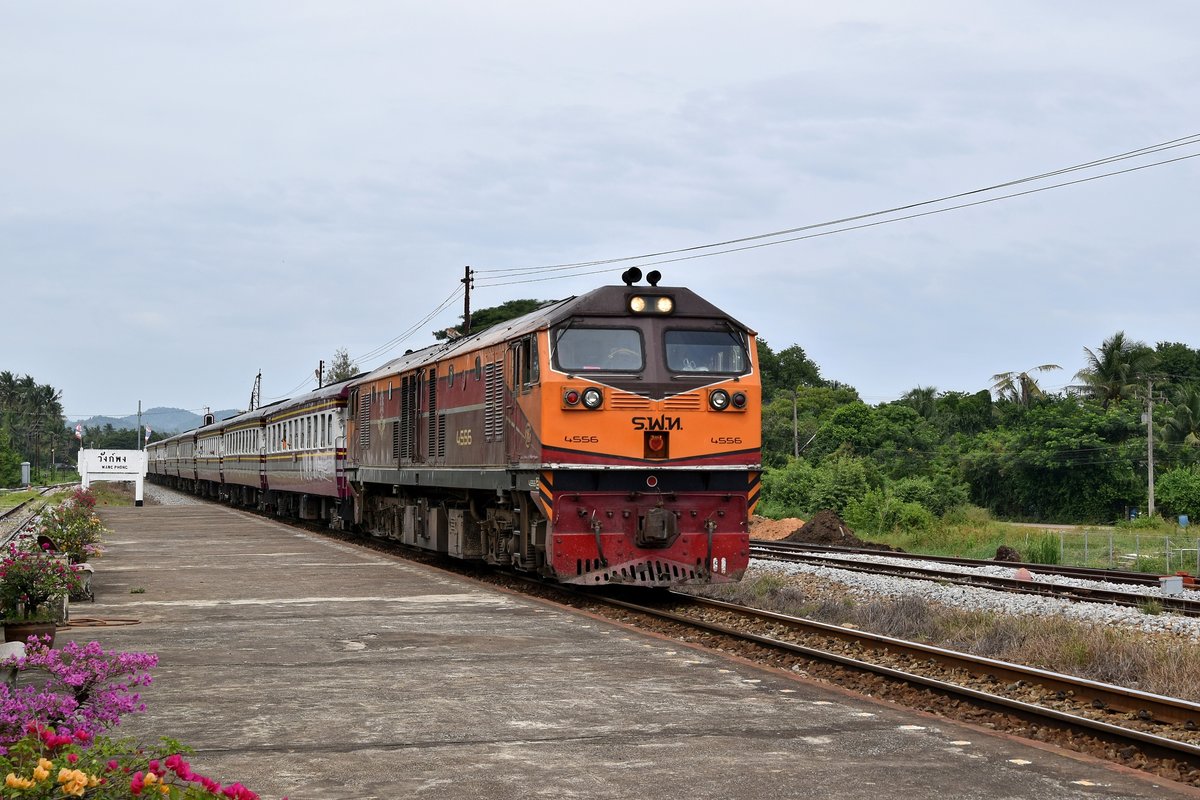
[79,449,146,477]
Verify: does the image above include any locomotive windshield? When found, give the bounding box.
[665,329,750,374]
[554,327,644,371]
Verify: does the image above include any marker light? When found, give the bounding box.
[563,389,581,406]
[708,389,731,411]
[646,474,659,488]
[731,391,748,409]
[582,387,604,409]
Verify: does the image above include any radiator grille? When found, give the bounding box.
[484,361,503,442]
[358,394,371,449]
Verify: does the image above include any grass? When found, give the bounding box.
[87,482,137,507]
[791,504,1200,574]
[694,573,1200,700]
[0,489,41,509]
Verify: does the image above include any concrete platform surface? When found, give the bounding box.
[50,503,1196,800]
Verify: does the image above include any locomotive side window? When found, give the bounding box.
[515,336,539,392]
[664,329,750,374]
[553,327,643,371]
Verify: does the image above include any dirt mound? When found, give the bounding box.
[749,515,806,541]
[993,545,1023,562]
[782,510,901,552]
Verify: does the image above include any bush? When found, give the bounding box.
[844,489,933,536]
[1156,467,1200,521]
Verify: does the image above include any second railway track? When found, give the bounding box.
[750,540,1200,616]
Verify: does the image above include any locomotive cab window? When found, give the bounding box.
[512,336,540,393]
[664,329,750,374]
[553,327,644,372]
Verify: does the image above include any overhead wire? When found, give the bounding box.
[476,147,1200,289]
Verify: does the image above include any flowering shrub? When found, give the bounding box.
[0,639,156,747]
[0,542,80,622]
[0,729,261,798]
[0,641,264,798]
[37,491,107,563]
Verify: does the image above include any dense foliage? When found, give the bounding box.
[0,372,68,485]
[758,333,1200,529]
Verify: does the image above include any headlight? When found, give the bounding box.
[582,387,604,409]
[708,389,731,411]
[628,295,674,314]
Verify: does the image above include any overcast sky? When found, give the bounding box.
[4,2,1197,423]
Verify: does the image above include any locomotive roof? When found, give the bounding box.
[357,283,752,384]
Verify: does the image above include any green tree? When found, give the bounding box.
[1073,331,1155,409]
[990,364,1061,407]
[325,348,359,384]
[435,299,549,340]
[1155,467,1200,520]
[758,341,825,401]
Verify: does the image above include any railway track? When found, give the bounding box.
[0,487,53,546]
[750,541,1200,616]
[547,585,1200,784]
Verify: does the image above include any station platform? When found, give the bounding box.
[61,501,1196,800]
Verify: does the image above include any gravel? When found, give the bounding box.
[750,553,1200,639]
[142,483,204,506]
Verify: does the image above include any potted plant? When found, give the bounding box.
[36,489,107,564]
[0,541,80,646]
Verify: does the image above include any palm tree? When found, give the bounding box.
[900,386,938,420]
[1073,331,1155,409]
[990,365,1061,407]
[1164,386,1200,446]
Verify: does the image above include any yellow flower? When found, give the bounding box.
[32,763,50,781]
[38,758,54,772]
[5,772,34,789]
[57,767,92,797]
[144,771,159,785]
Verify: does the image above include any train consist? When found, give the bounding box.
[146,271,761,587]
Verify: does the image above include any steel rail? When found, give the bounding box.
[751,539,1178,586]
[578,588,1200,763]
[750,545,1200,616]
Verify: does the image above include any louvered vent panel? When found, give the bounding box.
[437,414,446,458]
[664,395,702,411]
[484,362,502,442]
[358,393,372,449]
[427,369,438,456]
[610,394,650,410]
[392,421,400,460]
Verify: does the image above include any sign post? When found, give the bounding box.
[78,450,148,506]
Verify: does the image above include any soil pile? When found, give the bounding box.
[993,545,1023,562]
[783,510,901,552]
[748,515,806,541]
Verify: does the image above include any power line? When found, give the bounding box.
[474,133,1200,287]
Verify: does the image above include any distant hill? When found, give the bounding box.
[70,407,242,434]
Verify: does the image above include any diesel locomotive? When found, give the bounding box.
[147,271,761,587]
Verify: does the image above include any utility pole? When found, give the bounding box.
[1147,378,1155,517]
[316,361,325,389]
[790,391,799,459]
[462,266,474,335]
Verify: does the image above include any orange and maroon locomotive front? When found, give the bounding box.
[514,278,760,586]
